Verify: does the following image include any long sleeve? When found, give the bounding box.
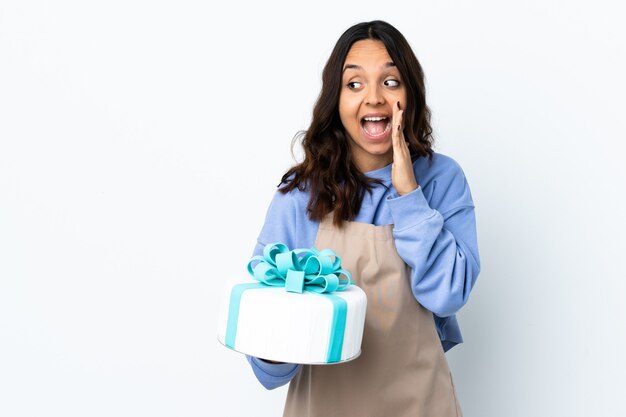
[386,159,481,318]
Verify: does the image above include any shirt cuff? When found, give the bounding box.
[386,185,439,231]
[251,357,299,376]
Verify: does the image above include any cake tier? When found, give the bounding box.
[217,281,367,364]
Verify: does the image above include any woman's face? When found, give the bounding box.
[339,39,407,172]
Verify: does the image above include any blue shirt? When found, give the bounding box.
[246,152,481,389]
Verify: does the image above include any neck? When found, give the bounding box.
[353,154,393,174]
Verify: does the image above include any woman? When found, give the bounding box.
[246,20,480,416]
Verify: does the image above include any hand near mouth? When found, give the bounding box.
[391,101,419,196]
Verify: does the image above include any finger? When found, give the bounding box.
[391,102,400,152]
[396,106,409,152]
[394,124,408,159]
[396,111,406,155]
[392,112,403,160]
[393,101,401,134]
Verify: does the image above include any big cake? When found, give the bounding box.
[217,243,367,364]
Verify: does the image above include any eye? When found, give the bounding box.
[347,81,362,90]
[384,79,400,87]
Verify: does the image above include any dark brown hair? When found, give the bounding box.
[278,20,434,228]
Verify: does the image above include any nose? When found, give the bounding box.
[364,84,384,105]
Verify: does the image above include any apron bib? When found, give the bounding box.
[283,212,463,417]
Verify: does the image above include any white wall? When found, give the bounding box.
[1,1,625,416]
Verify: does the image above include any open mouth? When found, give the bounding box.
[360,116,391,138]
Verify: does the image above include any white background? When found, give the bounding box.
[1,1,625,416]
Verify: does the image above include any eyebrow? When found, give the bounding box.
[342,62,396,73]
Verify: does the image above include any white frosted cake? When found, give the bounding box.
[217,279,367,364]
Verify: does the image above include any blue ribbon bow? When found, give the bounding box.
[246,243,352,294]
